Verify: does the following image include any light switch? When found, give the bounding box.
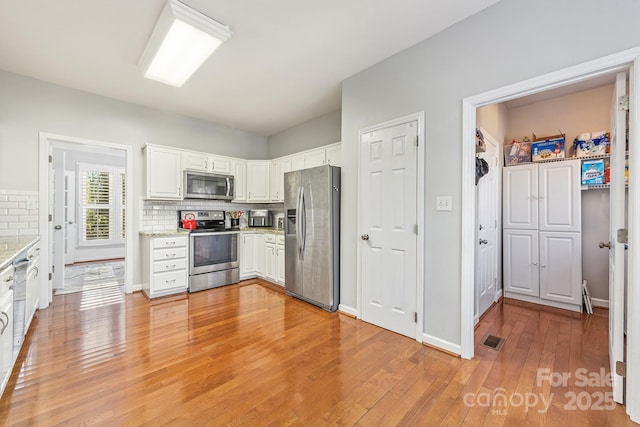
[436,196,452,211]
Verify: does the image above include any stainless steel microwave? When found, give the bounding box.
[184,170,234,200]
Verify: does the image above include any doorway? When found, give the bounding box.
[37,133,134,308]
[461,49,640,423]
[357,112,425,341]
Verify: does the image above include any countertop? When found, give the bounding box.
[0,235,41,271]
[239,227,284,235]
[139,230,191,237]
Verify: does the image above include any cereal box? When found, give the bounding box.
[581,159,605,185]
[532,137,565,161]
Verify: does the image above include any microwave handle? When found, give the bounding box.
[226,177,231,198]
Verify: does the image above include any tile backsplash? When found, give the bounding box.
[141,199,284,233]
[0,190,39,237]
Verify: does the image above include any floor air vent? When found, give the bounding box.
[481,335,505,351]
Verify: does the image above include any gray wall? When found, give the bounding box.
[268,109,341,158]
[341,0,640,347]
[0,69,268,192]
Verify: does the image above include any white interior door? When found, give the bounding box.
[360,120,418,338]
[475,130,500,322]
[64,171,76,265]
[609,71,627,404]
[51,152,65,289]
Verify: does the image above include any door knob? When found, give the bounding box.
[599,241,612,249]
[54,225,62,230]
[479,239,488,245]
[361,234,369,241]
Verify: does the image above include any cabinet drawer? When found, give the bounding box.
[153,247,187,261]
[152,236,187,249]
[27,242,41,260]
[276,235,284,245]
[153,258,187,273]
[265,234,276,244]
[0,264,14,297]
[152,270,187,292]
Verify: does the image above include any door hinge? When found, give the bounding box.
[414,312,418,323]
[618,95,630,111]
[48,214,52,221]
[414,224,418,234]
[52,265,55,273]
[415,135,419,146]
[616,361,626,377]
[48,272,52,280]
[617,229,628,244]
[48,155,53,163]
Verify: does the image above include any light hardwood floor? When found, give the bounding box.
[0,280,635,426]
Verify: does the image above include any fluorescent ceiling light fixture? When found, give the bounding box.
[139,0,231,87]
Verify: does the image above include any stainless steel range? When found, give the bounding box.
[178,210,240,292]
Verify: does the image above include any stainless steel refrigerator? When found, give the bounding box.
[284,165,340,311]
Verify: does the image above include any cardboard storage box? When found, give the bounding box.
[503,141,531,166]
[581,159,605,185]
[532,137,565,161]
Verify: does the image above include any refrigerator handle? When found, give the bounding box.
[300,187,306,260]
[296,186,303,260]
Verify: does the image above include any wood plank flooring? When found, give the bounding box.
[0,280,636,426]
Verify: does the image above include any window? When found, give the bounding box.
[79,164,125,246]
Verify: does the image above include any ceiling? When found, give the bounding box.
[0,0,501,136]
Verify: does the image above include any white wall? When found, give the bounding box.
[341,0,640,348]
[267,109,341,158]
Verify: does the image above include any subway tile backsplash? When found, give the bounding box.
[140,199,284,232]
[0,190,39,237]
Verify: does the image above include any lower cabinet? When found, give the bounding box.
[503,229,582,311]
[240,232,285,286]
[25,242,40,332]
[0,265,14,397]
[141,234,189,298]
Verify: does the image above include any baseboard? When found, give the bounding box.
[338,304,358,318]
[495,289,503,302]
[591,298,609,309]
[133,284,142,292]
[422,333,462,356]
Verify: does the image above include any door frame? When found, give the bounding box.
[356,111,425,342]
[38,133,134,308]
[461,47,640,422]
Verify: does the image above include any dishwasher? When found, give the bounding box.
[12,253,29,362]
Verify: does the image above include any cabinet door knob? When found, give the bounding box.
[598,241,612,249]
[361,234,369,241]
[479,239,488,245]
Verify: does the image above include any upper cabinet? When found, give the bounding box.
[233,159,247,202]
[503,160,581,232]
[325,142,342,166]
[145,145,182,200]
[247,161,271,202]
[182,151,233,175]
[303,149,325,169]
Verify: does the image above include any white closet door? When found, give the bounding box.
[539,231,581,304]
[538,160,581,232]
[503,164,538,230]
[503,229,539,297]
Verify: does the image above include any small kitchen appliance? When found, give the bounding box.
[248,209,273,227]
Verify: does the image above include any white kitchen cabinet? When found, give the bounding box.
[247,161,271,202]
[182,151,209,171]
[141,234,189,298]
[270,160,281,202]
[25,241,40,332]
[233,159,247,202]
[145,145,183,200]
[304,148,326,168]
[503,159,582,312]
[290,154,305,171]
[0,264,14,397]
[539,232,582,305]
[275,236,285,286]
[503,229,539,297]
[265,237,276,282]
[325,142,342,166]
[209,155,233,175]
[240,233,257,279]
[256,233,266,276]
[503,160,581,232]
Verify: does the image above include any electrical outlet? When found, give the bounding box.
[436,196,452,211]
